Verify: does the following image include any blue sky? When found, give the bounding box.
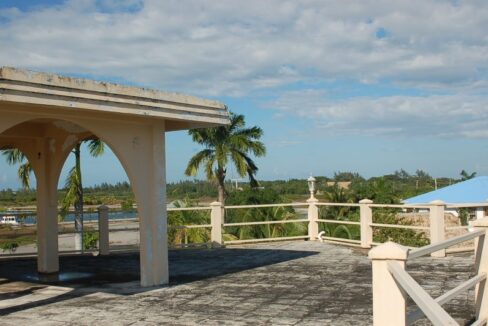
[1,0,488,189]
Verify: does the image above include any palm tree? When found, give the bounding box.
[2,139,104,249]
[185,112,266,204]
[60,139,104,249]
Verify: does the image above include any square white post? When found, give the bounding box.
[307,198,319,240]
[473,218,488,321]
[98,205,109,256]
[36,138,59,274]
[369,242,409,326]
[429,200,446,257]
[476,207,485,220]
[138,127,168,287]
[210,201,223,247]
[359,199,373,248]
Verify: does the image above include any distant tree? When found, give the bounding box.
[333,171,364,182]
[394,169,411,180]
[460,170,477,181]
[415,169,432,181]
[185,112,266,204]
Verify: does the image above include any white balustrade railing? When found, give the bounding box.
[369,218,488,325]
[2,199,487,257]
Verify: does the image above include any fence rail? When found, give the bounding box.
[2,199,488,257]
[369,219,488,326]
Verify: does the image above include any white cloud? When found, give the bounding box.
[2,0,488,139]
[269,90,488,138]
[0,0,487,96]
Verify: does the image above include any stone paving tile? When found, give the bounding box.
[0,241,478,325]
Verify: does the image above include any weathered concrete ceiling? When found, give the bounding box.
[0,67,229,131]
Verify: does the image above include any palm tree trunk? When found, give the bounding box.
[217,167,226,204]
[218,183,225,204]
[74,143,84,251]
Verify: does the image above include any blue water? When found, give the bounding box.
[0,210,138,225]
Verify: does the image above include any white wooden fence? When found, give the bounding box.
[369,217,488,325]
[1,200,487,257]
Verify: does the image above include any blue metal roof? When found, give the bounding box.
[404,176,488,204]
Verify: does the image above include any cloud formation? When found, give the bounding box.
[270,90,488,138]
[1,0,488,139]
[0,0,487,96]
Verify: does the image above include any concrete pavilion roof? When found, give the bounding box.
[0,66,229,131]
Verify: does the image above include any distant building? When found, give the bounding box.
[404,176,488,219]
[404,176,488,204]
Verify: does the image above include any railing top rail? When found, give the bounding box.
[368,203,431,209]
[167,206,211,211]
[446,203,488,208]
[224,203,308,209]
[408,229,485,260]
[315,202,360,207]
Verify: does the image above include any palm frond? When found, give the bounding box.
[185,149,214,176]
[17,162,33,190]
[2,149,27,165]
[87,139,105,157]
[60,166,81,217]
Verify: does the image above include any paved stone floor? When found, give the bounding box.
[0,241,477,325]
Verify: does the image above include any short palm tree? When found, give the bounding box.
[185,112,266,204]
[60,139,104,249]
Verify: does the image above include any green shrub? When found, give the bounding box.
[373,209,429,247]
[121,199,134,211]
[83,231,99,250]
[1,241,19,253]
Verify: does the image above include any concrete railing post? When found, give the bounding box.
[210,202,223,247]
[97,205,109,256]
[473,217,488,321]
[429,200,446,257]
[369,242,409,326]
[476,207,485,220]
[307,198,319,240]
[359,199,373,248]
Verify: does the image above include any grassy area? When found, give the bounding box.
[0,224,97,252]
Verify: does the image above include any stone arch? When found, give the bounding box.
[0,117,168,285]
[0,67,228,286]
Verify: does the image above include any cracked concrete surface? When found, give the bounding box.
[0,241,477,325]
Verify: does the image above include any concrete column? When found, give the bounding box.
[210,201,223,246]
[369,242,409,326]
[137,127,169,287]
[35,138,60,274]
[429,200,446,257]
[473,218,488,320]
[98,205,109,256]
[359,199,373,248]
[307,198,319,240]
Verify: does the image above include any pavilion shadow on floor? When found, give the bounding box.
[0,247,319,287]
